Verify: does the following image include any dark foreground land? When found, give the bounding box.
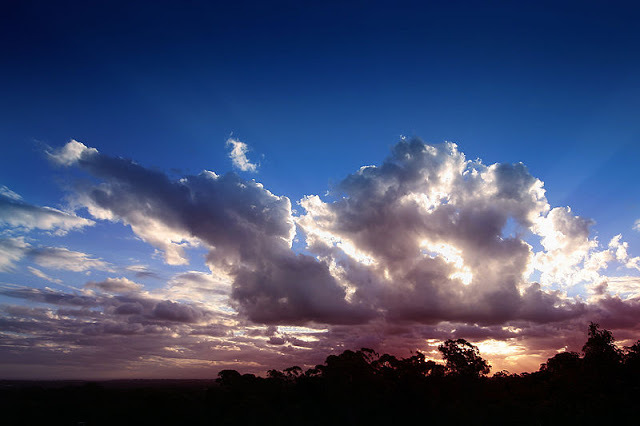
[2,323,640,426]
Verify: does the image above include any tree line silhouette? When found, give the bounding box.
[2,322,640,425]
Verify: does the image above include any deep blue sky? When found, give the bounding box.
[2,1,640,378]
[3,1,640,221]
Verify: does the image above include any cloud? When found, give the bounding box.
[532,207,607,288]
[0,239,112,274]
[0,283,212,327]
[608,234,640,272]
[49,138,640,328]
[113,302,145,315]
[634,219,640,232]
[81,320,146,336]
[47,139,98,166]
[86,277,143,293]
[152,300,208,323]
[4,137,640,379]
[226,138,258,172]
[0,185,94,234]
[267,336,286,345]
[66,146,287,265]
[161,271,231,305]
[28,246,113,272]
[596,276,640,299]
[297,139,580,325]
[231,252,374,324]
[0,186,22,200]
[0,282,243,378]
[125,264,161,279]
[27,266,62,284]
[55,140,365,324]
[0,237,29,271]
[0,284,100,307]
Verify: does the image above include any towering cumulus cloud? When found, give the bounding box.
[298,139,580,324]
[48,138,634,329]
[2,137,640,378]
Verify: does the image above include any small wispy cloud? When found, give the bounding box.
[0,237,29,272]
[0,185,94,235]
[0,185,22,201]
[29,246,114,272]
[634,219,640,232]
[28,266,62,284]
[226,138,258,172]
[85,277,143,293]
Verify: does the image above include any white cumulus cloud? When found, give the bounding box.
[47,139,98,166]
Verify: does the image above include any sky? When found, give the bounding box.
[1,0,640,379]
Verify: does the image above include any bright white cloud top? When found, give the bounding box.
[1,138,640,379]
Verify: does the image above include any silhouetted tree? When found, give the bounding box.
[5,321,640,426]
[492,370,510,378]
[438,338,490,377]
[216,369,242,387]
[395,351,444,378]
[283,365,303,379]
[266,369,286,381]
[623,340,640,373]
[318,348,378,384]
[540,351,581,375]
[582,322,621,370]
